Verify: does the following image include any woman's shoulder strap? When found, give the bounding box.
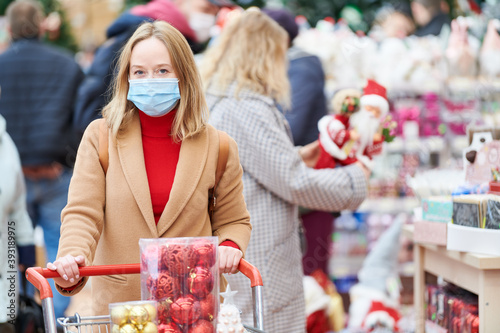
[214,130,229,189]
[98,118,109,175]
[209,130,229,217]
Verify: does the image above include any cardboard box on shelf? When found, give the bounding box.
[422,197,452,223]
[414,220,448,246]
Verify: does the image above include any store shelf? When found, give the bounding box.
[404,224,500,333]
[357,197,420,213]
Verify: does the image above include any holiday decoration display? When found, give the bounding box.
[109,301,158,333]
[426,283,479,332]
[216,285,246,333]
[140,237,219,332]
[348,218,403,332]
[316,80,395,170]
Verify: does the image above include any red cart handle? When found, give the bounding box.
[26,259,262,300]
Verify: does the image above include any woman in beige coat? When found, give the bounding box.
[46,21,251,315]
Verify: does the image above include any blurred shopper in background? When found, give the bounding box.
[262,7,339,277]
[370,3,415,40]
[202,9,369,332]
[262,7,327,147]
[0,0,83,320]
[0,114,35,333]
[74,0,235,136]
[411,0,451,36]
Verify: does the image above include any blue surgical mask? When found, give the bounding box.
[127,78,180,117]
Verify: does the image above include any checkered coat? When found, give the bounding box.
[207,84,367,333]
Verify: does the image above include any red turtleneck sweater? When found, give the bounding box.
[139,110,238,249]
[139,110,180,224]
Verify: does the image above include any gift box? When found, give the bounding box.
[422,196,453,223]
[109,300,158,333]
[489,181,500,196]
[414,220,448,246]
[483,195,500,229]
[140,237,219,332]
[452,195,484,228]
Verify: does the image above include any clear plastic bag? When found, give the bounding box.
[140,237,219,332]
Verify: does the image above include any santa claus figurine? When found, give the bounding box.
[315,79,389,170]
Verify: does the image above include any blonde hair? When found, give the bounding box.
[201,9,290,107]
[102,21,208,141]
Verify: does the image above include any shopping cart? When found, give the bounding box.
[26,259,264,333]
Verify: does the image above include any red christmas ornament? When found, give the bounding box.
[170,295,201,326]
[188,267,214,299]
[188,319,214,333]
[199,294,217,322]
[162,244,199,276]
[157,322,182,333]
[157,299,173,325]
[471,316,479,333]
[147,272,180,300]
[193,239,216,267]
[452,317,461,332]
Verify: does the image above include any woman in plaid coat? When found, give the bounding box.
[202,10,369,332]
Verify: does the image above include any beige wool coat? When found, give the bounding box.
[56,113,251,315]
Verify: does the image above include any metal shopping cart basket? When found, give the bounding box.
[26,259,265,333]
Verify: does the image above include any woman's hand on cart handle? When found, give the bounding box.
[47,254,86,289]
[219,246,243,274]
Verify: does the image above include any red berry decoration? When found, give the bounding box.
[199,294,217,322]
[157,322,182,333]
[170,295,201,326]
[147,272,180,300]
[188,266,214,299]
[162,244,200,276]
[188,319,214,333]
[192,239,216,267]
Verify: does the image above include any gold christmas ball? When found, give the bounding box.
[120,324,139,333]
[112,324,120,333]
[143,304,157,322]
[141,322,158,333]
[129,305,149,326]
[111,306,130,325]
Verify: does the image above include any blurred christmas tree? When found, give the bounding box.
[282,0,403,31]
[124,0,147,9]
[0,0,78,53]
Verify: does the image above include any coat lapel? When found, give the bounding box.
[117,113,158,237]
[157,127,209,236]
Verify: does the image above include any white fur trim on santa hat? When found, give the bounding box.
[363,310,396,330]
[360,94,389,118]
[348,296,374,329]
[303,276,330,316]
